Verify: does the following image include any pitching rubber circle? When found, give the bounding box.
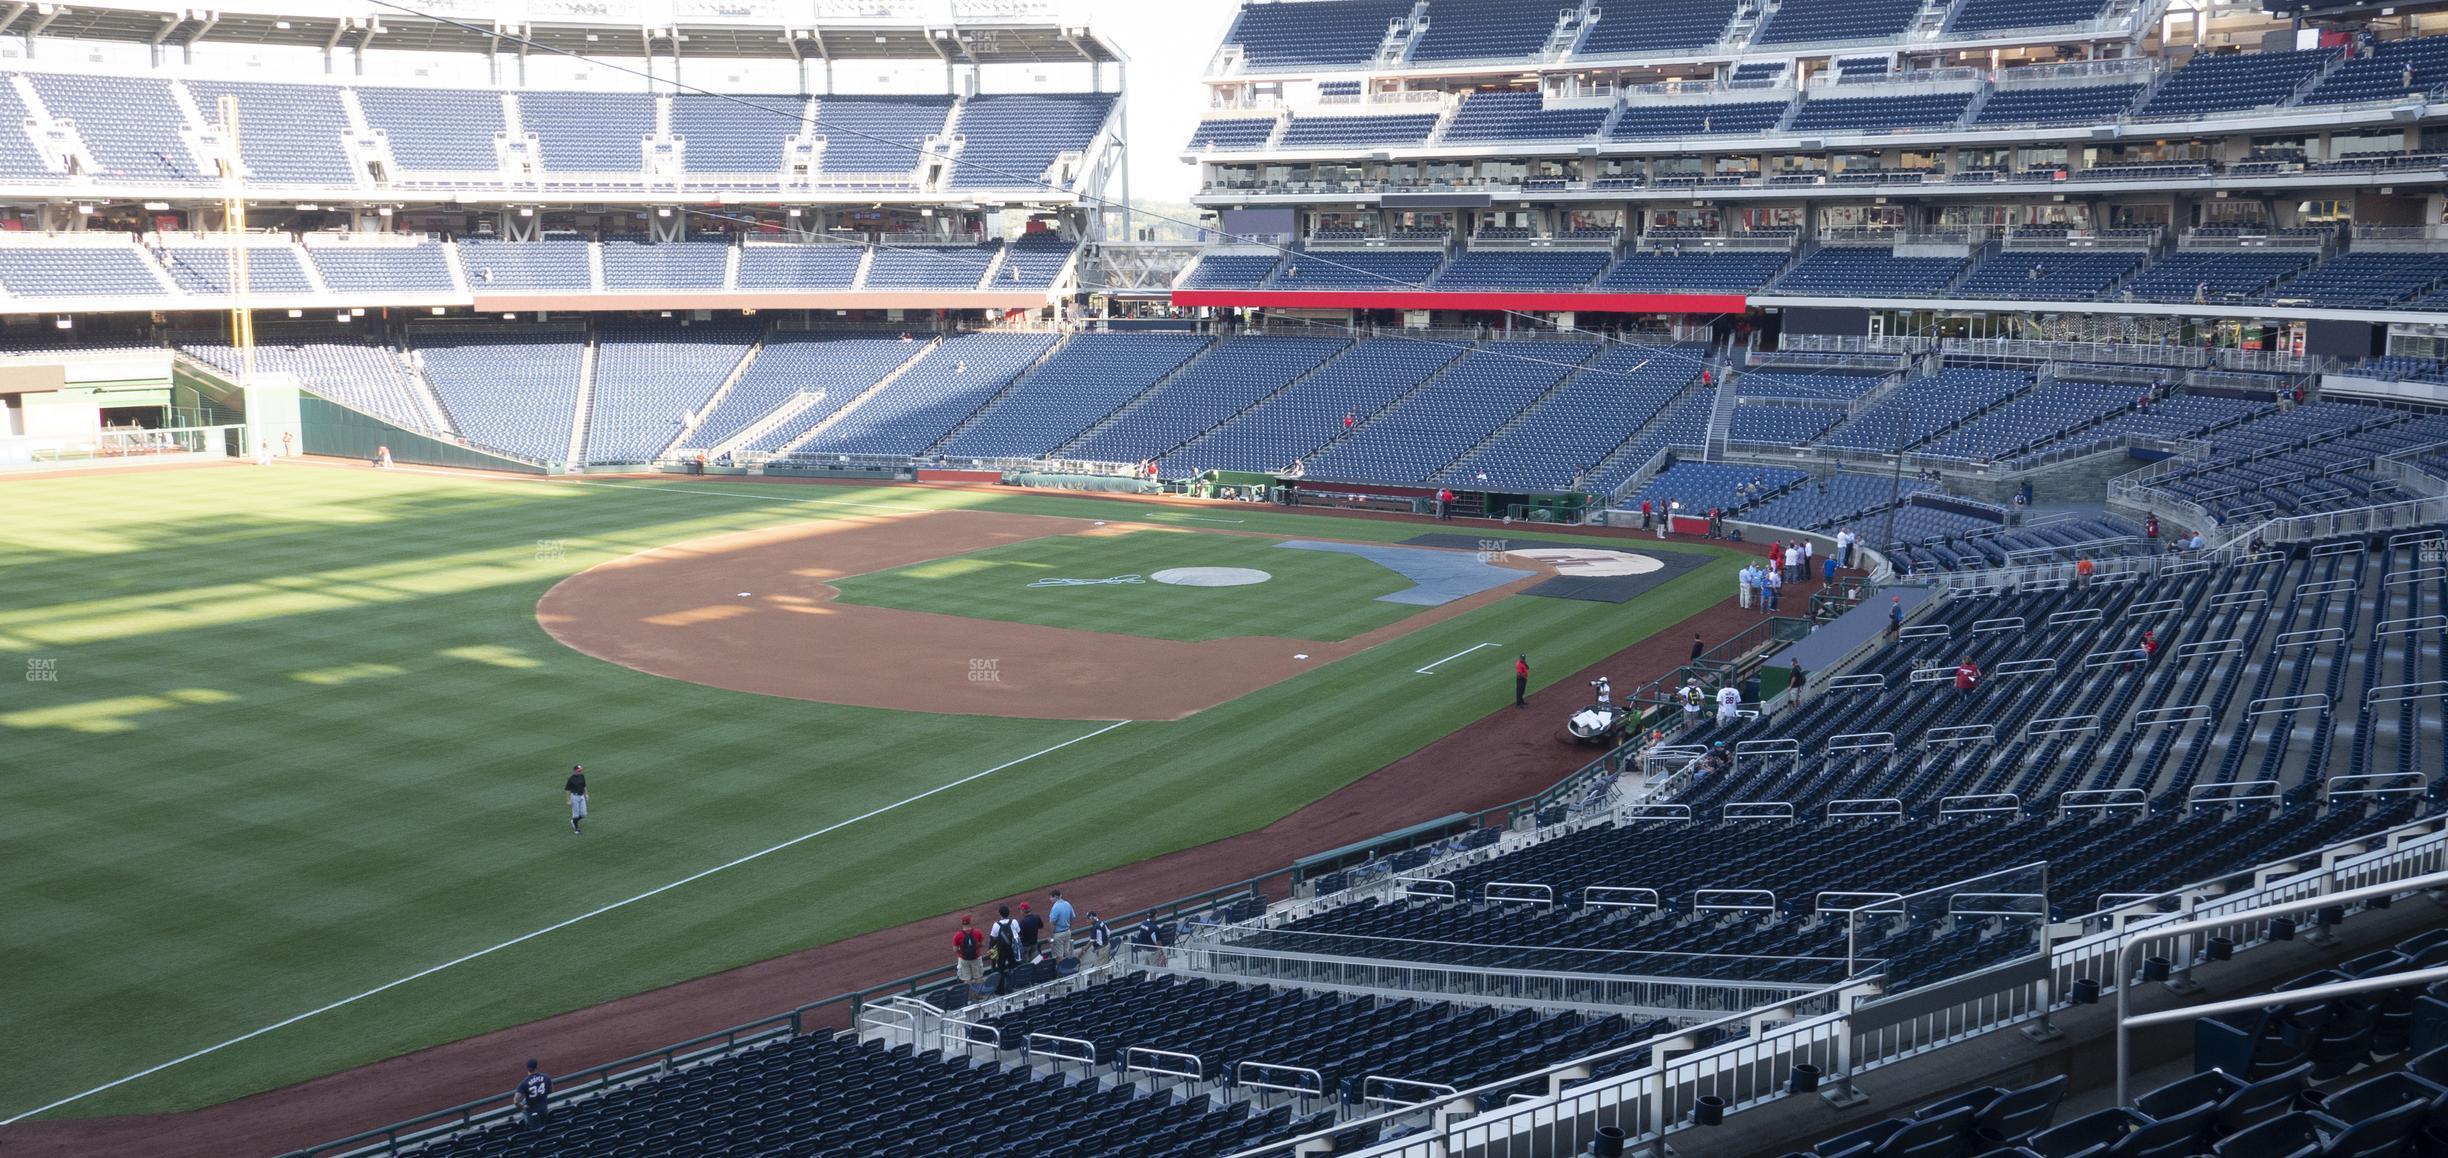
[1150,567,1274,587]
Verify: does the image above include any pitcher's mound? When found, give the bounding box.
[1151,567,1273,587]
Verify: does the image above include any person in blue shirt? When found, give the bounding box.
[1822,555,1838,585]
[1047,890,1075,962]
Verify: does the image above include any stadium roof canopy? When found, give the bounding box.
[8,0,1124,63]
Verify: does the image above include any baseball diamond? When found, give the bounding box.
[3,2,2447,1156]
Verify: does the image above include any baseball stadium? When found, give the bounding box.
[2,0,2447,1156]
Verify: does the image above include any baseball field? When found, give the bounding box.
[0,463,1740,1131]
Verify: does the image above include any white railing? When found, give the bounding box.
[1257,816,2448,1158]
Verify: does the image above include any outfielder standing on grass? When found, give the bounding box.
[564,765,588,835]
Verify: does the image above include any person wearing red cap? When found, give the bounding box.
[563,765,587,835]
[1017,902,1044,963]
[951,915,986,989]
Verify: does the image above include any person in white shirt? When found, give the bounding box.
[1592,676,1612,705]
[1762,563,1783,612]
[1738,563,1756,609]
[1716,683,1742,724]
[1783,543,1802,582]
[1836,528,1856,568]
[1680,681,1706,723]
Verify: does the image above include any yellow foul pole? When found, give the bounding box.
[219,93,252,384]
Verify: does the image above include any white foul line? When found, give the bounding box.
[0,719,1131,1126]
[1416,642,1500,675]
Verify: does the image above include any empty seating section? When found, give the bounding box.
[2266,251,2448,308]
[417,333,584,462]
[809,95,952,181]
[2140,403,2448,521]
[1187,116,1278,151]
[1430,249,1611,290]
[1729,402,1845,445]
[1062,336,1348,464]
[159,246,313,295]
[692,334,925,453]
[1226,0,1414,70]
[1259,538,2443,988]
[790,332,1057,458]
[2124,249,2316,303]
[1917,380,2133,461]
[1303,340,1593,483]
[28,74,202,183]
[458,238,592,291]
[978,974,1657,1109]
[184,336,430,431]
[2137,49,2334,118]
[356,87,506,171]
[948,93,1114,189]
[1598,251,1789,293]
[1947,0,2110,33]
[1628,462,1810,515]
[0,83,53,180]
[993,234,1075,291]
[669,93,804,173]
[1735,368,1888,402]
[1174,338,1461,474]
[1410,0,1561,63]
[2304,34,2448,104]
[1788,92,1975,135]
[863,244,992,291]
[1773,249,1964,296]
[1442,92,1609,143]
[517,91,655,172]
[1756,0,1920,46]
[2012,391,2268,464]
[1611,101,1789,139]
[939,333,1210,460]
[1270,246,1444,290]
[184,80,358,185]
[1596,392,1716,492]
[735,243,863,290]
[403,1031,1322,1158]
[1279,113,1439,149]
[585,324,758,463]
[308,244,457,294]
[1743,470,1934,529]
[1180,252,1283,289]
[0,246,165,296]
[1444,343,1703,492]
[599,239,729,291]
[1972,83,2142,126]
[1820,368,2031,453]
[1957,250,2144,301]
[1579,0,1738,55]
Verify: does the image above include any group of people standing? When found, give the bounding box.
[951,890,1117,997]
[1738,532,1855,612]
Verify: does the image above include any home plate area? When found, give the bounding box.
[1398,534,1707,603]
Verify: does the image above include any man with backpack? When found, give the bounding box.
[951,915,987,991]
[987,905,1022,991]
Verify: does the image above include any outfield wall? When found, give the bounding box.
[298,397,549,474]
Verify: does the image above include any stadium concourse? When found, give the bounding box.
[2,0,2448,1156]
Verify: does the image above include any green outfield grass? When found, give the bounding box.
[830,528,1423,641]
[0,468,1742,1124]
